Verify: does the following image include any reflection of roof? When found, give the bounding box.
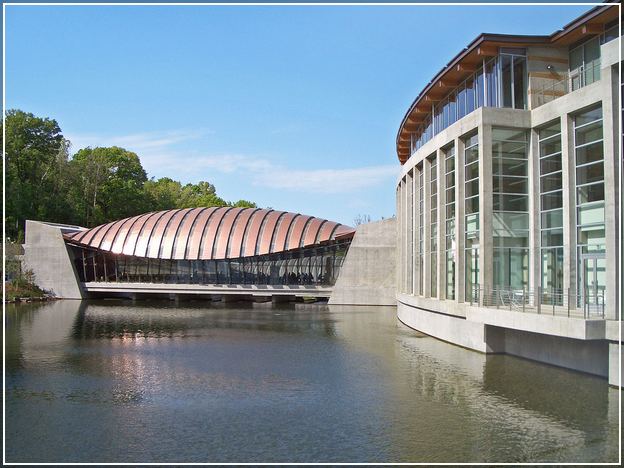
[65,207,355,260]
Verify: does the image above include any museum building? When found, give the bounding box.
[394,3,621,385]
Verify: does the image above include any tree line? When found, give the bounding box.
[2,110,256,241]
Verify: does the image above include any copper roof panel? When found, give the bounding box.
[133,211,169,257]
[108,215,143,254]
[158,208,194,259]
[226,208,259,259]
[185,207,220,260]
[286,215,312,250]
[171,207,206,260]
[302,218,325,247]
[257,211,285,256]
[241,209,271,257]
[316,221,339,243]
[146,209,182,258]
[213,208,246,259]
[122,212,159,256]
[198,207,231,260]
[271,212,298,253]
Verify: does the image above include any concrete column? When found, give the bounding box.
[414,168,421,295]
[406,170,414,295]
[423,156,432,298]
[561,114,576,301]
[600,63,619,320]
[412,169,418,295]
[528,128,541,294]
[455,137,465,303]
[437,148,447,300]
[478,124,493,297]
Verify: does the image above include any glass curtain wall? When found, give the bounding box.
[499,48,527,109]
[574,106,606,308]
[407,172,414,294]
[569,37,601,91]
[492,128,529,291]
[418,164,425,295]
[538,121,564,304]
[444,145,456,299]
[464,133,479,301]
[430,155,438,297]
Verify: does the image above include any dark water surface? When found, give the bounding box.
[5,300,620,463]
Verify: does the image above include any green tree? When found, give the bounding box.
[68,146,148,226]
[230,199,257,208]
[2,110,68,238]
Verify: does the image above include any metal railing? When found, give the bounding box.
[532,60,601,108]
[467,285,605,319]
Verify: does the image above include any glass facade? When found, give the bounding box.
[464,133,479,301]
[418,164,425,295]
[430,155,438,297]
[72,241,350,287]
[499,48,527,110]
[444,145,456,299]
[574,106,606,308]
[538,121,564,304]
[569,37,601,91]
[492,128,529,290]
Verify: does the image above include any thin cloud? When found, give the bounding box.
[65,130,399,195]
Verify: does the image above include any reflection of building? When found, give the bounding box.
[394,3,621,387]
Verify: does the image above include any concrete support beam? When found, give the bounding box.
[455,137,466,303]
[478,124,493,298]
[423,156,432,298]
[437,147,446,299]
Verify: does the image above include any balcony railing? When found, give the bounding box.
[532,60,601,108]
[467,285,605,319]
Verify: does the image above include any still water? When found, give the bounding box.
[5,300,620,463]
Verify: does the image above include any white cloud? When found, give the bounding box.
[66,129,399,195]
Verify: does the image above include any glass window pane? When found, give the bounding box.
[465,179,479,197]
[540,172,562,193]
[577,202,604,225]
[494,194,528,212]
[494,176,528,194]
[541,191,563,211]
[541,229,563,247]
[465,145,479,164]
[513,56,526,109]
[576,141,604,165]
[576,162,604,185]
[501,55,513,107]
[577,183,604,205]
[539,121,561,139]
[465,162,479,181]
[493,212,529,231]
[575,120,603,145]
[577,225,605,247]
[465,196,479,214]
[540,154,562,175]
[575,107,602,126]
[496,158,529,177]
[541,209,563,229]
[539,139,561,157]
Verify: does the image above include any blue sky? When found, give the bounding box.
[5,3,592,226]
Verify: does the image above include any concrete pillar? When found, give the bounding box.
[455,137,466,303]
[423,156,432,298]
[406,170,414,295]
[561,114,576,300]
[478,124,493,298]
[412,169,418,295]
[529,128,541,294]
[437,148,447,300]
[600,63,619,320]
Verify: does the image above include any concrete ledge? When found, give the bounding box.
[466,307,606,340]
[84,282,332,298]
[397,300,491,353]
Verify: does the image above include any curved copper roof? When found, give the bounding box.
[66,208,354,260]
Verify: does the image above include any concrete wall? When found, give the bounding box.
[329,218,396,306]
[495,326,609,378]
[23,220,85,299]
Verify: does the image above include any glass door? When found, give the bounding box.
[581,254,606,316]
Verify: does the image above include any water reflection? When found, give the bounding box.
[5,300,619,463]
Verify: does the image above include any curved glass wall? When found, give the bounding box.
[464,133,480,301]
[430,155,438,297]
[71,240,350,287]
[538,121,564,304]
[444,145,456,300]
[492,128,529,290]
